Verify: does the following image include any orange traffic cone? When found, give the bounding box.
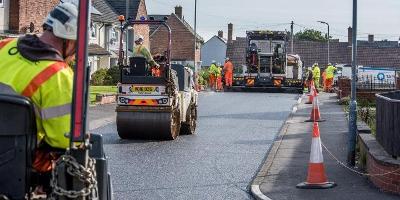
[305,95,325,122]
[305,82,315,104]
[297,122,336,189]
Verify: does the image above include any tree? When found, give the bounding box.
[295,29,328,42]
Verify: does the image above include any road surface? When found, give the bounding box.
[89,92,298,200]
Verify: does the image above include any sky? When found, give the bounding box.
[146,0,400,42]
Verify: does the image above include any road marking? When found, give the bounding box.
[251,185,273,200]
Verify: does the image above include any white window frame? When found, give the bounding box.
[90,22,97,39]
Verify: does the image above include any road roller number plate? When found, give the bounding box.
[118,95,170,106]
[121,85,166,95]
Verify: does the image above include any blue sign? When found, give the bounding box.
[377,73,385,81]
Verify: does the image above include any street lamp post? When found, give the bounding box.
[317,21,330,64]
[348,0,358,166]
[194,0,198,70]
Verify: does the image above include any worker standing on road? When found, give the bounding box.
[306,67,314,92]
[133,35,160,76]
[312,63,320,92]
[208,60,218,90]
[0,0,79,193]
[224,57,234,88]
[322,68,327,92]
[325,63,337,92]
[216,64,223,91]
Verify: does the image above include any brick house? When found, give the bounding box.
[0,0,150,73]
[227,26,400,69]
[90,0,150,71]
[106,0,150,50]
[149,6,204,70]
[0,0,61,35]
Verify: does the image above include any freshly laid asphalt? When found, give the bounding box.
[89,92,298,200]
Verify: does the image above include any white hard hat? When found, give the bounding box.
[212,60,216,64]
[225,57,230,61]
[135,34,144,42]
[44,1,78,40]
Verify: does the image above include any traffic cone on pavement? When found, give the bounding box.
[305,82,315,104]
[296,122,336,189]
[305,95,325,122]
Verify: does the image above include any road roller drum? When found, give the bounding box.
[116,106,180,140]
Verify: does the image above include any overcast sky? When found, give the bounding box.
[146,0,400,42]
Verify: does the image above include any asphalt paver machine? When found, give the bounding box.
[115,18,198,140]
[0,0,112,199]
[229,31,304,93]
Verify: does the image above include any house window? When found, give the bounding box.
[110,27,118,45]
[90,22,97,38]
[0,0,4,7]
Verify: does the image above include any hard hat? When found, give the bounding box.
[135,34,144,42]
[225,57,230,61]
[328,63,332,66]
[43,1,78,40]
[308,67,312,70]
[212,60,216,64]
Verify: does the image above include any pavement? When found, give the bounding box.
[88,103,116,131]
[89,92,299,200]
[252,92,399,200]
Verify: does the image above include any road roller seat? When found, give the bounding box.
[0,83,36,199]
[128,57,148,76]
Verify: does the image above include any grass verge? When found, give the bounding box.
[89,86,117,104]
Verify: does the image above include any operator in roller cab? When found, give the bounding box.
[132,34,161,76]
[0,0,78,194]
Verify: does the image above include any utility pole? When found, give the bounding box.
[348,0,358,166]
[194,0,197,71]
[317,21,330,64]
[328,24,330,63]
[291,21,294,54]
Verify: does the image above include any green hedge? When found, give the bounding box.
[90,66,119,86]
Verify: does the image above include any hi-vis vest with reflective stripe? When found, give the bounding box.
[0,38,73,149]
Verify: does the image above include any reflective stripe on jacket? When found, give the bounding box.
[326,65,336,79]
[0,39,73,149]
[312,67,320,80]
[209,64,219,76]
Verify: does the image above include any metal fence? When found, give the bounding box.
[375,91,400,157]
[357,75,397,91]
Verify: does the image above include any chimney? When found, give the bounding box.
[348,27,352,45]
[218,30,223,38]
[228,23,233,43]
[175,6,183,19]
[368,34,374,43]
